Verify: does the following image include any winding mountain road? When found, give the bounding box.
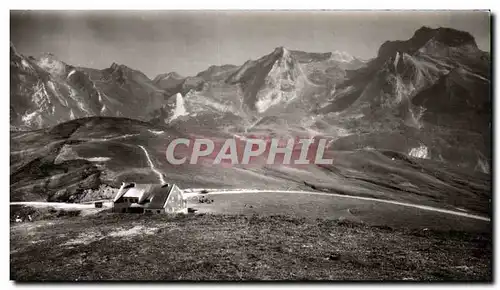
[190,189,490,232]
[201,189,490,221]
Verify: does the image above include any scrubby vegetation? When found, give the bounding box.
[11,213,491,281]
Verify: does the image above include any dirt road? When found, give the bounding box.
[191,190,490,232]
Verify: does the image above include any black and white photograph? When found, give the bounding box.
[9,9,492,282]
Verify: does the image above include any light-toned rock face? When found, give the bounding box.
[169,93,188,121]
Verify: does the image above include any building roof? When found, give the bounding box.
[124,184,154,198]
[113,183,179,209]
[145,184,174,209]
[113,182,136,202]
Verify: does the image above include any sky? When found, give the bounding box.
[10,10,490,78]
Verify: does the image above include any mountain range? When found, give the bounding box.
[10,26,491,207]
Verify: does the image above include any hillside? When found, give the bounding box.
[10,116,491,219]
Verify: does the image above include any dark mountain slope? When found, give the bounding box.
[10,45,169,130]
[314,27,491,173]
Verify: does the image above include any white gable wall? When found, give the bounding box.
[163,185,187,214]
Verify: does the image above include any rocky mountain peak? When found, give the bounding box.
[272,46,289,57]
[416,26,477,47]
[377,26,478,60]
[153,71,183,82]
[36,53,69,78]
[110,62,126,71]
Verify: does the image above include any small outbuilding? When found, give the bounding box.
[112,182,187,214]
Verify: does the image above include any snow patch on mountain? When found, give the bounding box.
[87,157,111,162]
[409,144,429,159]
[330,51,355,63]
[64,85,93,116]
[21,111,41,127]
[16,78,55,128]
[21,59,33,71]
[32,82,52,113]
[153,72,184,82]
[76,100,92,116]
[47,80,70,107]
[67,69,76,79]
[391,75,415,105]
[36,54,67,78]
[394,52,400,69]
[148,129,164,135]
[169,93,188,121]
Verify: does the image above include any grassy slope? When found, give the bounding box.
[190,192,490,233]
[10,213,491,281]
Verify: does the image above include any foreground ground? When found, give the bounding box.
[10,212,491,281]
